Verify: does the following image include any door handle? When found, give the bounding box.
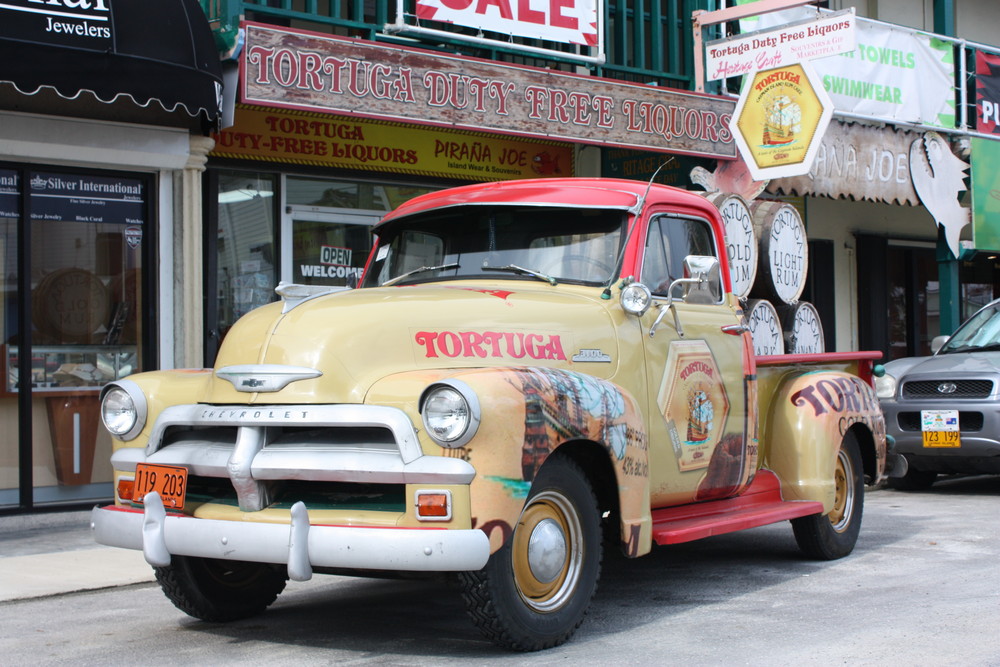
[721,324,750,335]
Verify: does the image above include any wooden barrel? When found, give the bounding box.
[745,299,785,356]
[702,192,757,300]
[780,301,825,354]
[750,201,808,305]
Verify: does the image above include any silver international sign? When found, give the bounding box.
[241,22,737,159]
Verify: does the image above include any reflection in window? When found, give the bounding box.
[216,171,276,337]
[641,215,715,296]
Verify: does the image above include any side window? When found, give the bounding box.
[641,216,716,297]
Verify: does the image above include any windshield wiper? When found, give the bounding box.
[382,263,460,286]
[481,263,557,285]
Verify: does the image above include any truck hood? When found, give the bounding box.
[207,283,620,403]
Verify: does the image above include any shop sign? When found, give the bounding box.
[976,51,1000,135]
[971,137,1000,251]
[0,170,19,218]
[29,172,145,226]
[414,0,599,47]
[732,62,832,180]
[705,9,855,81]
[766,120,921,205]
[241,22,736,159]
[601,149,712,187]
[212,105,574,181]
[0,0,111,51]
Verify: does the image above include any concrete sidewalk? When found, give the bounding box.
[0,509,155,603]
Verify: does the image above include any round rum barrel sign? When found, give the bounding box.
[703,192,757,299]
[751,201,808,305]
[780,301,825,354]
[746,299,785,356]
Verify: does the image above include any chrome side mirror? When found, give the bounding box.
[649,255,723,337]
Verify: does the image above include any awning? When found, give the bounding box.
[0,0,223,130]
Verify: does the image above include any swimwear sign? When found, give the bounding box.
[241,22,736,159]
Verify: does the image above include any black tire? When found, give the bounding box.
[792,431,864,560]
[459,455,602,651]
[887,465,937,491]
[154,556,287,622]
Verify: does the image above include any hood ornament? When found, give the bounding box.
[216,364,322,393]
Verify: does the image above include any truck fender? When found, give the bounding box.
[762,370,887,512]
[367,367,652,558]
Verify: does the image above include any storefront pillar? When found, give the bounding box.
[937,228,962,335]
[174,135,214,368]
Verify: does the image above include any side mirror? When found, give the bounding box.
[681,255,722,304]
[931,335,949,354]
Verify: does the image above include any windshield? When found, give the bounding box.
[939,303,1000,353]
[362,205,626,287]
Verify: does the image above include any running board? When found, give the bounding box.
[651,470,823,545]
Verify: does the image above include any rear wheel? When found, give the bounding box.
[887,465,937,491]
[792,431,864,560]
[459,455,602,651]
[154,556,287,622]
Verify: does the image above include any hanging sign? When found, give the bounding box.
[731,61,833,180]
[241,22,736,159]
[706,9,856,81]
[414,0,599,47]
[976,51,1000,135]
[0,0,112,50]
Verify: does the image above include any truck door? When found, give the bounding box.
[637,212,758,508]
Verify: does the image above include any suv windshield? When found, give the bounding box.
[362,205,626,287]
[939,303,1000,353]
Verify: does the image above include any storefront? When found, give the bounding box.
[203,23,738,361]
[0,0,222,510]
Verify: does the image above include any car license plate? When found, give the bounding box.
[920,409,961,448]
[133,463,188,509]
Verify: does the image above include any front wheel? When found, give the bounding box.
[792,431,864,560]
[154,556,287,622]
[459,455,602,651]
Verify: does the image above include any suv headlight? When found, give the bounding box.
[875,373,898,399]
[100,380,147,441]
[421,380,480,447]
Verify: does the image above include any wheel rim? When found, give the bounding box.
[511,490,583,613]
[828,448,855,533]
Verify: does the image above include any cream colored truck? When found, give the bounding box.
[92,178,900,651]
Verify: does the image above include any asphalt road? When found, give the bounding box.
[2,475,998,666]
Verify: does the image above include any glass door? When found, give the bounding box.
[284,207,378,288]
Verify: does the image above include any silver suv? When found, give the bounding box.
[876,299,1000,490]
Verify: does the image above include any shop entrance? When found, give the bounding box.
[285,207,377,289]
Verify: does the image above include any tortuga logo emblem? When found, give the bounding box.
[415,330,566,360]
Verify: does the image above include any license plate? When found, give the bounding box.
[133,463,188,509]
[921,409,961,448]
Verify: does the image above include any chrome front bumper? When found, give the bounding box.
[92,493,491,581]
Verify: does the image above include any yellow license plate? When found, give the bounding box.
[922,430,961,448]
[133,463,188,509]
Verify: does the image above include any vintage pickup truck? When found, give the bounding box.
[92,177,895,651]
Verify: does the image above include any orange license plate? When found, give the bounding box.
[922,430,961,448]
[133,463,188,509]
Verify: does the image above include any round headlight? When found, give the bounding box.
[421,381,480,447]
[620,282,652,316]
[874,373,897,399]
[101,381,147,440]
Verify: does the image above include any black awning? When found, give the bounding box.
[0,0,223,130]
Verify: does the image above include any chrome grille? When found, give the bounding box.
[896,411,984,432]
[901,379,993,399]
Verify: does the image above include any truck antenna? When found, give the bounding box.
[602,161,673,299]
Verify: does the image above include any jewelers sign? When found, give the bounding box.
[241,22,736,159]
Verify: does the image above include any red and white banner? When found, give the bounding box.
[415,0,599,47]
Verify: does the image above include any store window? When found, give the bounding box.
[2,165,152,508]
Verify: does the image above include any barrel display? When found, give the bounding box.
[745,299,785,356]
[780,301,825,354]
[702,192,757,300]
[750,201,808,305]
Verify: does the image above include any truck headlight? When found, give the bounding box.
[421,380,480,448]
[100,380,147,441]
[875,373,897,399]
